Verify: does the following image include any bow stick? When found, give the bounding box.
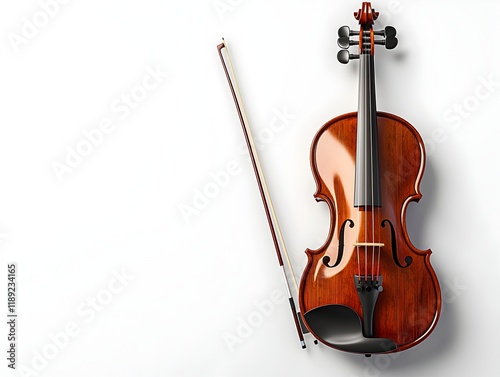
[217,39,307,349]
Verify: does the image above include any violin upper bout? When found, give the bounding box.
[307,113,358,257]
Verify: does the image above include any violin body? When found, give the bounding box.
[298,3,441,354]
[299,112,440,353]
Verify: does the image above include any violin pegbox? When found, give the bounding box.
[337,2,398,64]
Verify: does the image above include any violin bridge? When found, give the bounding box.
[353,242,384,247]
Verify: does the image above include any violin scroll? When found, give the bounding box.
[337,2,398,64]
[354,2,379,26]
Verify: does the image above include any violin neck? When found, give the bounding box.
[354,52,382,207]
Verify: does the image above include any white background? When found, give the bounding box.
[0,0,499,376]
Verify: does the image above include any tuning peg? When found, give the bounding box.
[337,36,357,49]
[374,36,398,49]
[338,25,359,38]
[374,26,397,37]
[373,26,398,50]
[385,36,398,49]
[384,26,396,38]
[337,50,359,64]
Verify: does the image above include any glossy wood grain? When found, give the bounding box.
[299,112,441,352]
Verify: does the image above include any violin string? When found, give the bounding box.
[356,190,361,279]
[356,211,361,278]
[357,29,362,281]
[364,63,368,283]
[370,31,376,282]
[356,244,361,279]
[376,244,381,278]
[369,30,376,282]
[364,30,368,281]
[372,30,381,282]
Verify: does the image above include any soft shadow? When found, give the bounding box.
[380,288,459,370]
[337,281,458,371]
[341,159,457,369]
[392,49,409,62]
[406,158,439,251]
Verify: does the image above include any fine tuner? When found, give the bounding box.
[337,21,398,64]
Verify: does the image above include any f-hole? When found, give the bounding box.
[381,219,412,268]
[323,219,355,268]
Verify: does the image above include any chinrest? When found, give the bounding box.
[304,304,397,354]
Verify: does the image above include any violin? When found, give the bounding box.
[218,1,441,356]
[298,2,441,354]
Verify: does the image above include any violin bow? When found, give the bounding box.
[217,39,307,349]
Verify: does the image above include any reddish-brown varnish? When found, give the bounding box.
[299,112,441,352]
[299,2,441,354]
